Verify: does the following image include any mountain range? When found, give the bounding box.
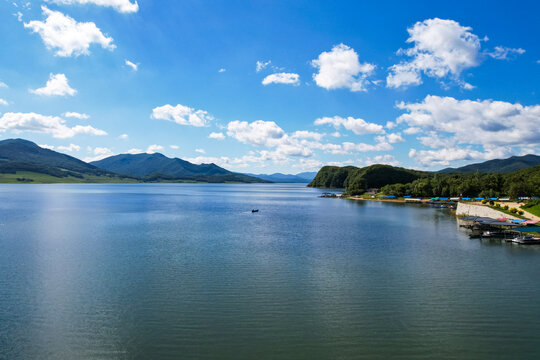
[0,139,266,183]
[438,154,540,173]
[91,153,266,183]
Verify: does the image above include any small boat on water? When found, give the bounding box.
[505,234,540,245]
[251,209,259,213]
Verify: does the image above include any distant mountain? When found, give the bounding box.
[295,172,318,181]
[0,138,120,180]
[438,154,540,173]
[244,172,316,183]
[92,153,268,183]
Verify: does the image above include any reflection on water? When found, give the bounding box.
[1,184,540,359]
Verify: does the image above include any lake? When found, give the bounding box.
[1,183,539,359]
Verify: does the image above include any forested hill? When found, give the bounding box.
[438,154,540,173]
[381,165,540,198]
[308,162,540,198]
[307,164,427,195]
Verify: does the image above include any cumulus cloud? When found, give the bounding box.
[195,148,205,154]
[208,132,225,140]
[151,104,214,127]
[39,144,56,150]
[30,73,77,96]
[218,68,226,73]
[227,120,315,158]
[0,112,107,138]
[364,154,400,166]
[0,98,8,106]
[146,144,164,154]
[24,6,115,57]
[262,72,300,86]
[227,120,285,147]
[311,44,375,92]
[386,133,404,143]
[0,82,7,88]
[83,147,114,162]
[387,18,482,89]
[314,116,385,135]
[125,59,138,71]
[486,46,526,60]
[127,148,143,154]
[45,0,139,13]
[342,140,393,152]
[293,158,324,171]
[408,146,514,167]
[63,111,89,119]
[397,95,540,147]
[291,130,324,141]
[57,143,80,152]
[119,133,128,139]
[170,145,179,149]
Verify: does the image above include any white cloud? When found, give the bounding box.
[364,154,400,166]
[24,6,115,57]
[39,144,56,150]
[256,60,271,72]
[226,120,314,158]
[385,121,396,129]
[151,104,214,127]
[0,112,107,138]
[311,44,375,92]
[262,72,300,86]
[343,140,393,152]
[291,130,324,141]
[195,148,205,154]
[45,0,139,13]
[218,68,226,73]
[15,11,23,22]
[314,116,385,135]
[293,159,323,171]
[83,147,114,162]
[119,133,128,139]
[30,73,76,96]
[63,111,89,119]
[386,133,404,144]
[486,46,525,60]
[408,146,514,167]
[57,143,80,152]
[331,131,341,137]
[170,145,179,149]
[146,144,164,154]
[208,132,225,140]
[127,148,143,154]
[403,127,421,135]
[397,95,540,147]
[125,59,138,71]
[227,120,285,147]
[387,18,481,89]
[0,82,7,88]
[0,99,8,106]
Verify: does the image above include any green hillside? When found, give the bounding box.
[308,164,426,195]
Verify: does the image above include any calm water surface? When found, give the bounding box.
[1,183,539,359]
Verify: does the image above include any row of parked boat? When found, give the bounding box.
[459,216,540,245]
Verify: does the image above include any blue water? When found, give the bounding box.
[1,183,539,359]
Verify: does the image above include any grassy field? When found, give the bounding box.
[0,171,139,184]
[523,204,540,218]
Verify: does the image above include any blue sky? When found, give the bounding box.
[0,0,538,173]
